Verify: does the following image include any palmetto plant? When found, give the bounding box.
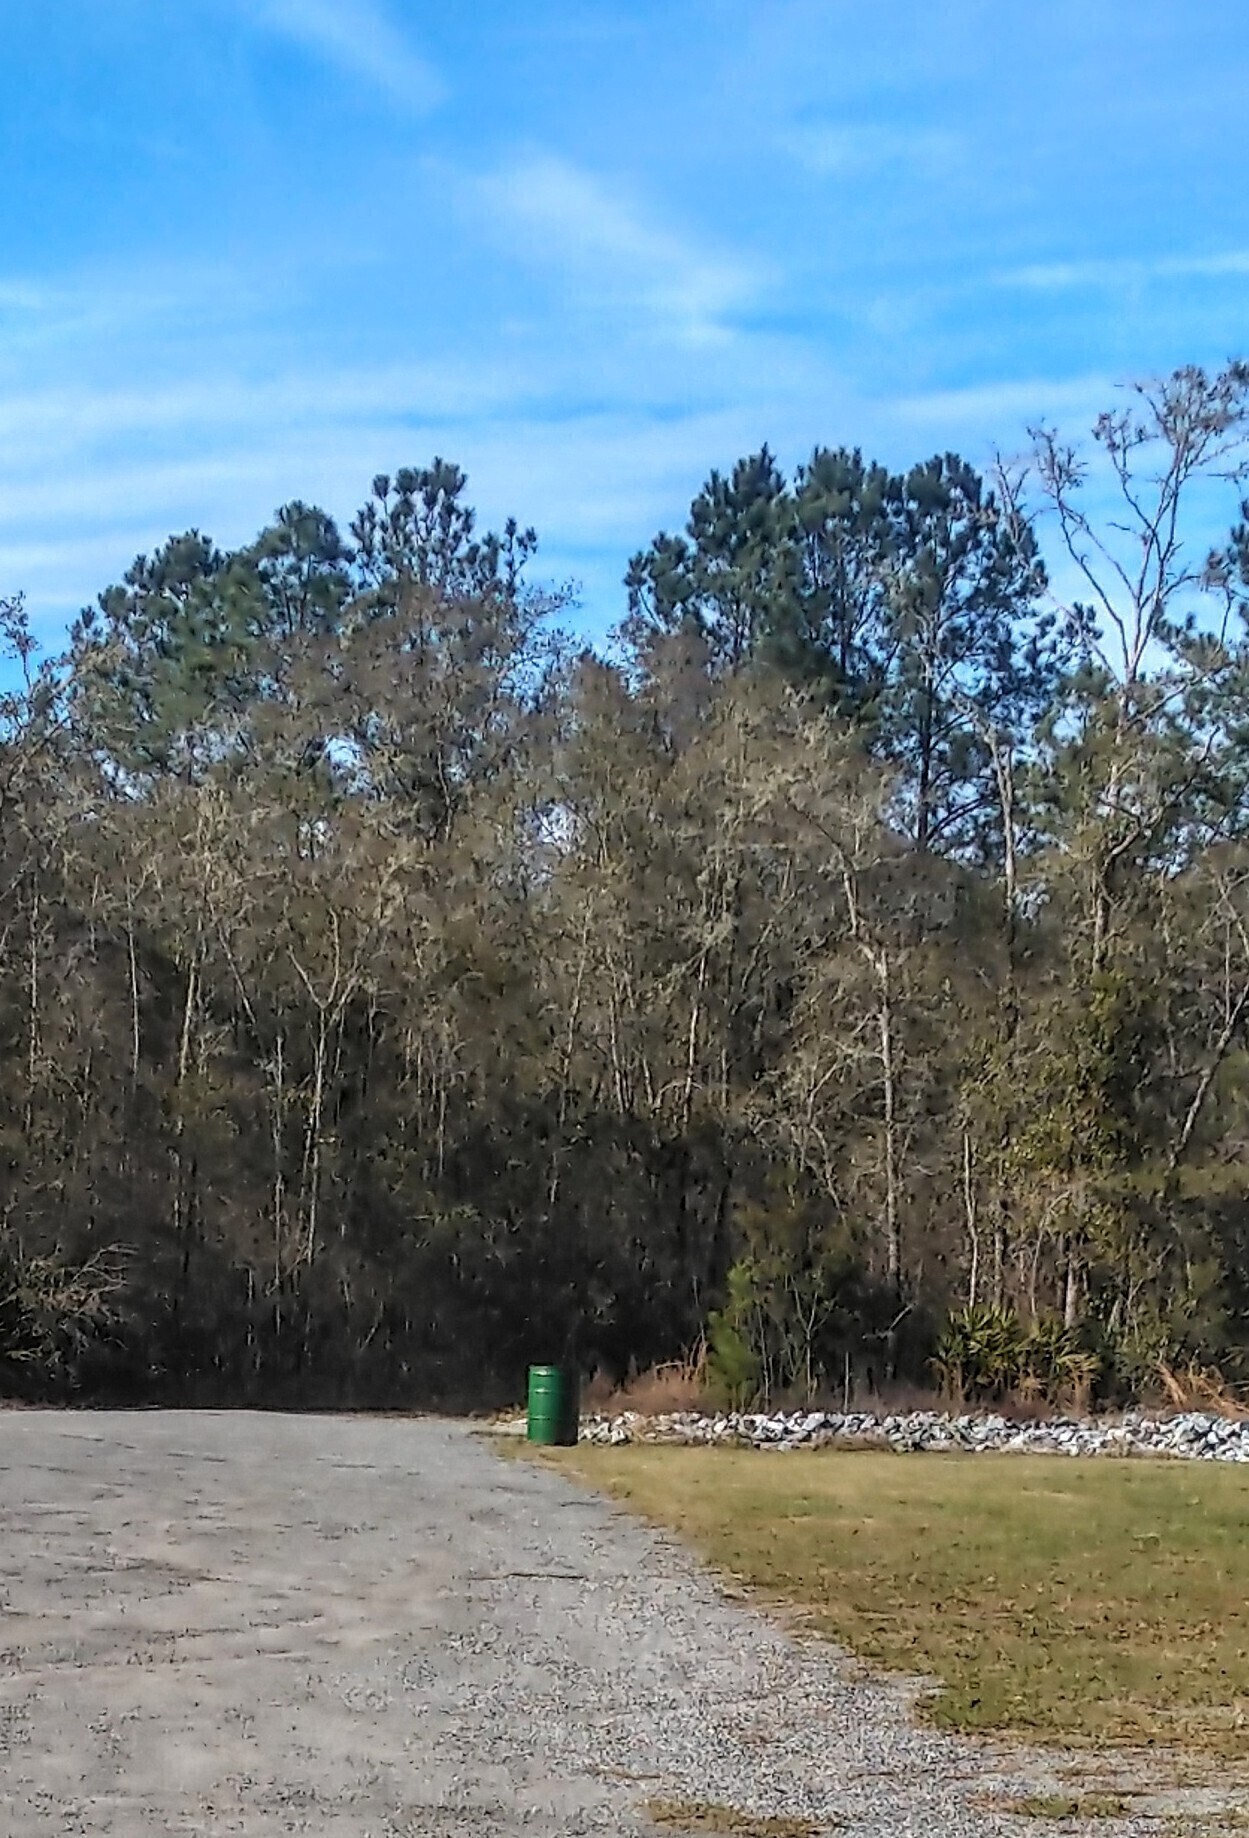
[934,1304,1100,1405]
[1021,1316,1099,1401]
[934,1303,1026,1401]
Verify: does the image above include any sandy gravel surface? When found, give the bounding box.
[0,1410,1201,1836]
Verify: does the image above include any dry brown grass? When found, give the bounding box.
[1164,1817,1249,1834]
[978,1792,1134,1821]
[602,1343,712,1416]
[1157,1362,1249,1420]
[647,1799,829,1836]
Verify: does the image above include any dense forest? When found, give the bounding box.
[3,362,1249,1409]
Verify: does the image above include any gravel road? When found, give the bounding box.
[0,1410,1205,1835]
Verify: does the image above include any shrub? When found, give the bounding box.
[706,1265,763,1408]
[0,1239,130,1399]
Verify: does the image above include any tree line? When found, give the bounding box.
[3,365,1249,1408]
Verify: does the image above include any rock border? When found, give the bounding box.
[574,1406,1249,1461]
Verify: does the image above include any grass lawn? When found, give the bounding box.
[548,1445,1249,1756]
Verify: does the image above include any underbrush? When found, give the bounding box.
[590,1345,713,1416]
[587,1324,1249,1424]
[1155,1360,1249,1419]
[0,1237,133,1400]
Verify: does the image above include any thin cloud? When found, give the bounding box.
[0,281,54,313]
[781,122,962,178]
[890,374,1114,429]
[471,154,763,347]
[252,0,445,111]
[0,362,544,459]
[998,251,1249,291]
[0,259,284,378]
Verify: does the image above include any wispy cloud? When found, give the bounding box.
[471,154,764,347]
[781,122,962,178]
[889,374,1115,430]
[0,259,291,378]
[998,251,1249,291]
[0,362,544,461]
[252,0,444,111]
[0,280,54,314]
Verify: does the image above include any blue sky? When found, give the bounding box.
[2,0,1248,661]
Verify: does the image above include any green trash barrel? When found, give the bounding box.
[527,1364,579,1445]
